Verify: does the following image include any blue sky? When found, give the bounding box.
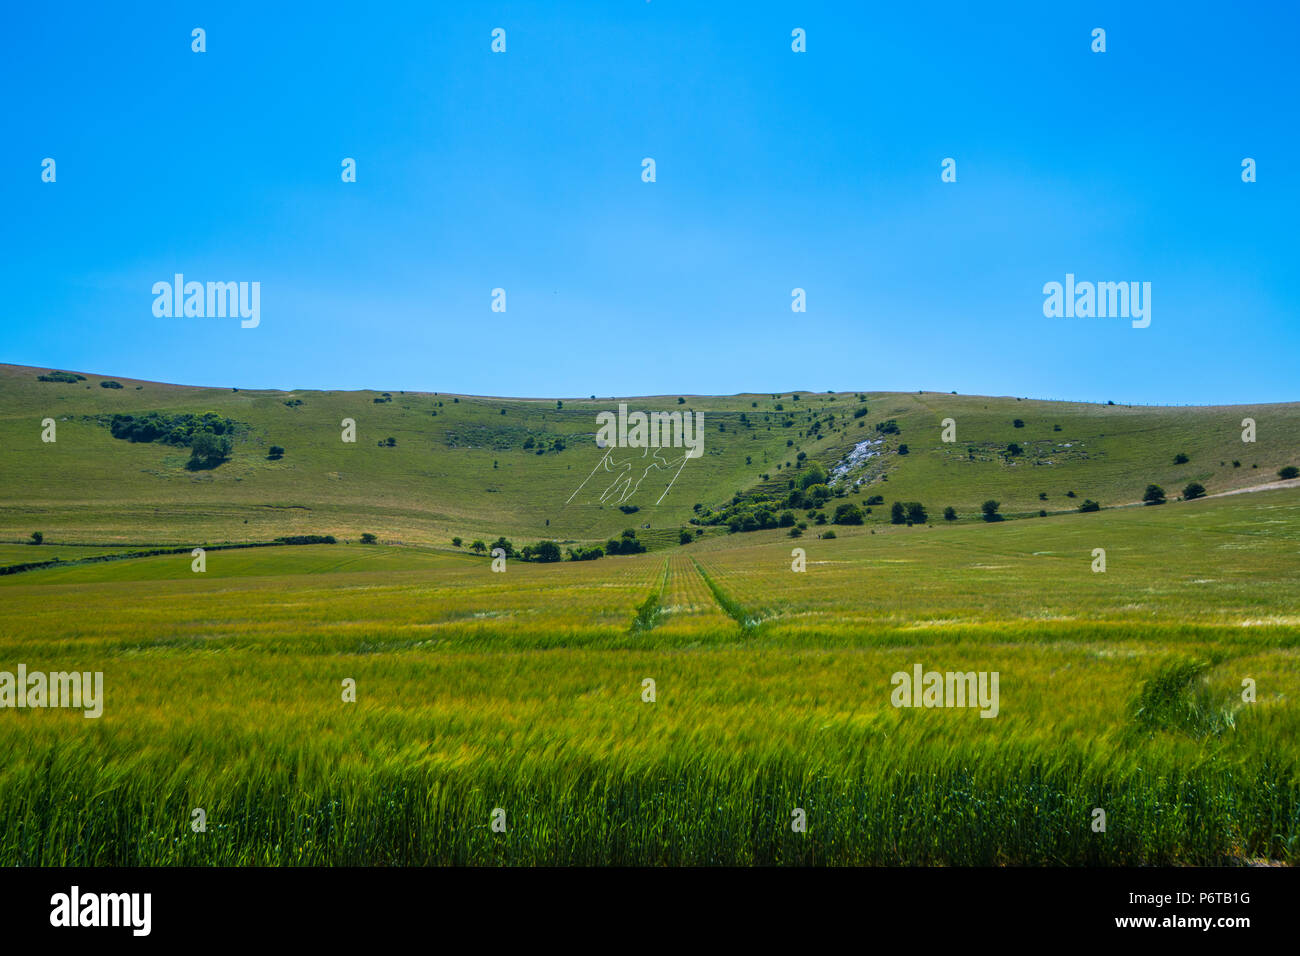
[2,1,1296,404]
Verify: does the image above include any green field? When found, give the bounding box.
[1,364,1298,865]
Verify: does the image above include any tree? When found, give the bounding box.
[360,533,377,544]
[832,503,864,525]
[268,445,285,459]
[679,529,693,545]
[470,540,486,553]
[1079,499,1100,512]
[905,502,927,524]
[1006,443,1023,457]
[1143,484,1166,506]
[981,500,1001,522]
[189,431,231,466]
[1182,482,1206,500]
[890,502,906,524]
[533,541,562,562]
[943,506,957,521]
[1013,419,1024,428]
[491,536,515,558]
[29,531,43,545]
[1173,453,1189,464]
[1280,466,1299,480]
[452,537,463,547]
[778,510,796,527]
[898,444,909,455]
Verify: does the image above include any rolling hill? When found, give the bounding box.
[1,362,1297,552]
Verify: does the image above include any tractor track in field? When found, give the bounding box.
[629,559,670,633]
[690,557,765,636]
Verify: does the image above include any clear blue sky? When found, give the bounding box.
[2,2,1296,404]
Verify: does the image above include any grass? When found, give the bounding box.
[1,491,1296,865]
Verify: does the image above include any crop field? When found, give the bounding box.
[1,462,1296,865]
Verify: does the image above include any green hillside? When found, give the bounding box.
[2,363,1297,552]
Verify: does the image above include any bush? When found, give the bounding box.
[1143,484,1167,506]
[605,530,646,555]
[189,431,231,466]
[491,537,515,558]
[897,444,909,455]
[268,445,285,460]
[905,502,927,524]
[470,540,486,553]
[1006,443,1023,456]
[1182,482,1206,500]
[29,531,43,545]
[567,546,604,561]
[822,529,836,539]
[797,462,828,489]
[981,500,1001,521]
[451,537,462,547]
[1174,453,1189,464]
[832,503,864,525]
[532,541,562,562]
[890,502,906,524]
[679,529,693,545]
[360,533,377,544]
[865,495,884,506]
[1013,419,1024,428]
[619,505,640,514]
[274,535,337,545]
[788,526,802,537]
[1279,466,1299,480]
[37,372,83,383]
[99,380,123,389]
[1079,499,1101,512]
[943,506,957,521]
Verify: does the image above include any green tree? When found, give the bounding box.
[1182,482,1206,500]
[981,500,1001,521]
[943,506,957,521]
[1143,484,1167,505]
[1279,466,1299,480]
[890,502,906,524]
[832,503,864,525]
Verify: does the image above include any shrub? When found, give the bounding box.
[832,503,864,525]
[532,541,562,562]
[1280,466,1299,480]
[470,540,486,554]
[452,537,463,547]
[821,529,836,539]
[1182,482,1206,500]
[897,444,909,455]
[865,495,884,506]
[567,546,604,561]
[905,502,927,524]
[679,529,693,545]
[29,531,43,545]
[943,507,957,521]
[268,445,285,460]
[1006,443,1023,456]
[981,500,1001,522]
[37,371,83,383]
[1143,484,1167,506]
[274,535,336,545]
[619,504,640,514]
[360,533,377,544]
[1013,419,1024,428]
[788,526,802,538]
[1174,453,1189,464]
[100,380,123,389]
[189,431,231,466]
[890,502,906,524]
[1079,499,1100,512]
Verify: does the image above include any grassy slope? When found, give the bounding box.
[3,363,1297,548]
